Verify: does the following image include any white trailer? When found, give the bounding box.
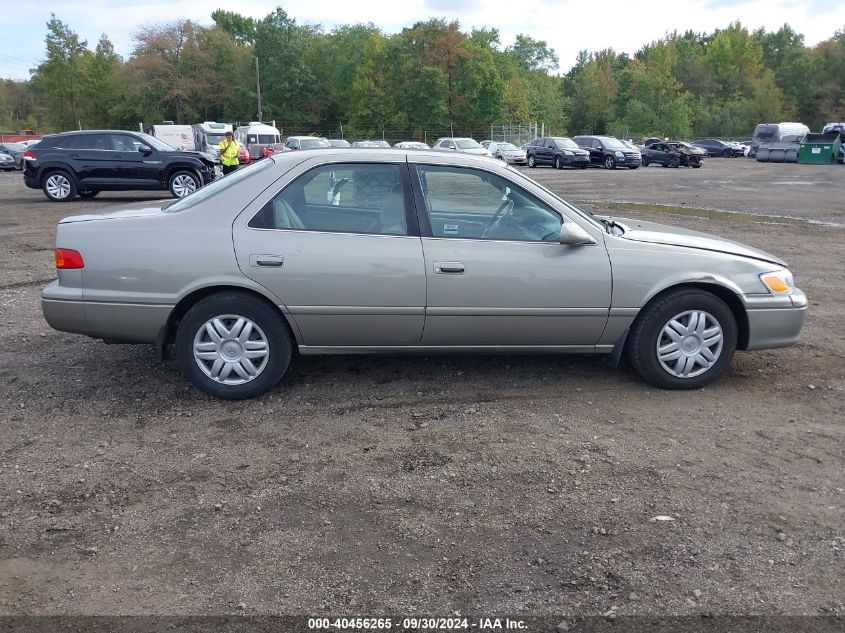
[193,122,233,156]
[147,124,196,151]
[233,122,281,159]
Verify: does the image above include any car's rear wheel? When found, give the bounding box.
[175,292,293,399]
[42,170,77,202]
[603,155,616,169]
[78,190,99,198]
[527,155,536,168]
[628,288,737,389]
[169,170,200,198]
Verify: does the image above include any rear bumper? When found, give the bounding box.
[42,280,171,344]
[744,289,808,351]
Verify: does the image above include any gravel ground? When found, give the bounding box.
[0,159,843,621]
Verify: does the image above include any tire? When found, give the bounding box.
[527,155,536,168]
[692,158,702,168]
[603,155,616,170]
[554,155,562,169]
[784,149,798,163]
[628,288,737,390]
[168,170,201,198]
[669,156,681,168]
[641,156,650,167]
[78,190,99,198]
[769,149,785,163]
[42,170,77,202]
[175,291,293,400]
[723,149,734,158]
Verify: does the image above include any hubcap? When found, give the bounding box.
[656,310,723,378]
[46,174,71,199]
[172,174,198,197]
[193,315,269,385]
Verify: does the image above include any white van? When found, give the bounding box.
[193,122,232,156]
[750,122,810,157]
[233,122,281,159]
[147,124,196,151]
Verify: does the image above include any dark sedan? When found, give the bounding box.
[0,142,26,170]
[692,139,736,157]
[641,141,702,168]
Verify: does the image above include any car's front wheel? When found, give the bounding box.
[603,155,616,169]
[628,288,737,389]
[527,155,536,168]
[168,170,200,198]
[641,156,650,167]
[669,156,681,168]
[42,170,77,202]
[175,292,293,399]
[554,156,562,169]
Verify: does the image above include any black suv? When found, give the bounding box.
[526,137,590,169]
[23,130,218,202]
[572,135,641,169]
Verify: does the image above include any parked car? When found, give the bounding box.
[526,136,590,169]
[0,142,25,169]
[41,149,806,399]
[351,140,391,148]
[0,152,15,171]
[394,141,430,149]
[261,143,290,158]
[22,130,217,201]
[641,141,702,168]
[328,139,351,148]
[284,136,332,150]
[237,147,252,165]
[481,141,528,165]
[432,137,492,157]
[692,139,736,157]
[572,135,641,169]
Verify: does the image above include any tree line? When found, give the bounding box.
[2,7,844,141]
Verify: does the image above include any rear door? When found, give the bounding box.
[233,160,426,347]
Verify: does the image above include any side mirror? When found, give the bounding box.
[559,222,597,246]
[138,145,152,155]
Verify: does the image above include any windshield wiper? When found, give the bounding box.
[598,217,625,235]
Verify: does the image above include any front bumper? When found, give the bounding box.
[566,155,591,167]
[744,288,808,351]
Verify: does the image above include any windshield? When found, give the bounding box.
[753,125,778,141]
[135,132,178,152]
[497,142,519,151]
[301,138,331,149]
[553,138,578,149]
[601,138,626,149]
[164,159,273,213]
[205,133,227,145]
[456,139,481,149]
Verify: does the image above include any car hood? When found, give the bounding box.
[605,216,786,266]
[59,200,170,224]
[458,148,491,155]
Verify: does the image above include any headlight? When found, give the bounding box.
[562,150,572,156]
[615,150,624,157]
[760,269,794,294]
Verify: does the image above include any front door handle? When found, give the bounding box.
[434,261,465,274]
[249,254,284,268]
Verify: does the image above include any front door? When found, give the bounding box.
[411,164,612,347]
[233,161,426,347]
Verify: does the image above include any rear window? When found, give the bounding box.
[164,159,272,213]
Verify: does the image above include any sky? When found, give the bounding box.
[1,0,844,80]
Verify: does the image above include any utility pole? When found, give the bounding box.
[255,57,263,123]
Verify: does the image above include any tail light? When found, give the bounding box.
[55,249,84,269]
[23,150,36,161]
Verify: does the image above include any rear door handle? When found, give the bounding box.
[249,254,284,268]
[434,261,465,274]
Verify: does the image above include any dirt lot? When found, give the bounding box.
[0,158,843,622]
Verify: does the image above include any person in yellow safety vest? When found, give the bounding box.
[218,131,240,175]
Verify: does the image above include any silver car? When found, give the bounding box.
[42,150,807,399]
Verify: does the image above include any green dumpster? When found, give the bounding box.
[798,132,841,164]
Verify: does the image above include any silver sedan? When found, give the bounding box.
[42,149,807,399]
